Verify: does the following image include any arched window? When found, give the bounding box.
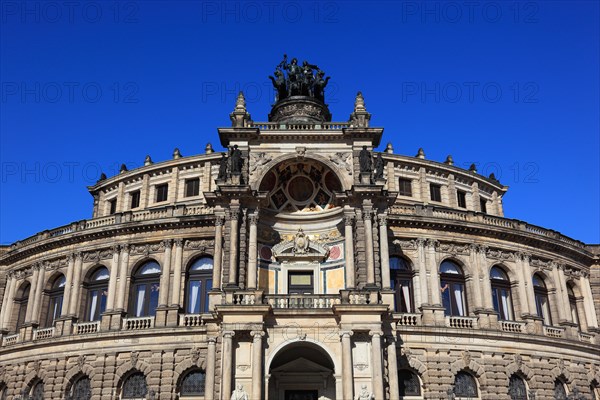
[179,369,206,397]
[14,282,30,332]
[390,257,414,313]
[122,371,148,399]
[29,380,44,400]
[440,260,467,317]
[186,257,213,314]
[567,284,580,330]
[69,375,92,400]
[554,379,567,400]
[398,369,421,397]
[453,371,478,398]
[45,275,66,327]
[130,261,161,317]
[508,374,528,400]
[490,266,514,321]
[86,267,110,321]
[532,274,552,325]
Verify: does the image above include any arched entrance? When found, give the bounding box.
[267,341,337,400]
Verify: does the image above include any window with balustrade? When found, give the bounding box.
[508,374,528,400]
[532,274,552,326]
[179,369,206,397]
[185,257,213,314]
[554,379,568,400]
[129,261,161,317]
[14,282,30,333]
[567,284,581,330]
[68,375,92,400]
[490,266,514,321]
[398,369,421,398]
[453,371,479,399]
[390,257,414,313]
[29,380,45,400]
[121,371,148,399]
[84,267,110,321]
[440,260,468,317]
[44,274,66,327]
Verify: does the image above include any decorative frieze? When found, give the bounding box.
[130,242,166,257]
[184,240,213,252]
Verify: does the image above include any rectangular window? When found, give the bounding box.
[480,198,487,213]
[155,184,168,203]
[457,190,467,208]
[130,190,140,209]
[109,199,117,215]
[429,183,442,202]
[398,178,412,197]
[185,178,200,197]
[288,271,314,295]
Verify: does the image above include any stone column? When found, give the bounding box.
[171,239,184,307]
[25,266,40,323]
[525,256,538,317]
[222,331,235,399]
[247,212,259,289]
[551,264,568,323]
[581,275,599,328]
[555,264,572,323]
[251,330,265,399]
[68,253,83,317]
[370,330,384,400]
[340,331,354,400]
[344,211,356,289]
[228,208,240,286]
[61,254,75,316]
[158,240,173,307]
[115,246,130,311]
[386,335,400,400]
[478,247,494,310]
[106,247,120,311]
[0,273,16,331]
[468,245,484,311]
[416,238,429,307]
[31,263,46,324]
[213,216,224,289]
[363,208,376,286]
[514,253,531,316]
[378,214,391,289]
[425,239,441,305]
[205,337,217,400]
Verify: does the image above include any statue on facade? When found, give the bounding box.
[374,153,385,180]
[230,384,249,400]
[355,384,375,400]
[270,54,330,102]
[218,153,228,181]
[269,69,287,101]
[359,146,372,173]
[229,145,243,174]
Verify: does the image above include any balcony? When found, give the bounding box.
[264,294,341,309]
[122,316,154,331]
[73,321,100,335]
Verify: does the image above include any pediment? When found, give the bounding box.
[270,357,332,373]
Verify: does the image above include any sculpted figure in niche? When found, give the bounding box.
[229,145,243,174]
[218,153,228,181]
[374,153,385,180]
[230,383,249,400]
[359,146,372,173]
[355,384,375,400]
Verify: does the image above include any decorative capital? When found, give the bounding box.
[377,214,387,226]
[174,238,184,248]
[120,243,131,254]
[369,330,383,338]
[250,330,265,340]
[215,216,225,227]
[425,238,439,249]
[339,330,354,339]
[207,337,217,345]
[111,245,121,255]
[344,215,355,226]
[249,213,259,226]
[363,209,373,220]
[162,239,173,248]
[223,330,236,339]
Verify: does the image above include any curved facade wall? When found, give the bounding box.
[0,92,599,400]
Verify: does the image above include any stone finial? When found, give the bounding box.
[97,172,107,183]
[173,148,182,159]
[205,143,214,154]
[416,148,425,159]
[489,172,498,182]
[230,91,252,128]
[120,164,128,174]
[144,155,153,166]
[445,155,454,165]
[469,163,477,173]
[348,91,371,128]
[385,143,394,153]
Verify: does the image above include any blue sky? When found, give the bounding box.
[1,1,598,244]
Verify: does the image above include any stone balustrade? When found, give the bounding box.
[499,320,526,333]
[395,313,421,326]
[2,334,19,346]
[122,316,154,331]
[264,294,341,309]
[544,326,565,338]
[73,321,100,335]
[33,327,55,341]
[447,316,477,329]
[179,314,206,327]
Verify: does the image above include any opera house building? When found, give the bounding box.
[0,59,599,400]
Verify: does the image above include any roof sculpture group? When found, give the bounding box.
[269,54,331,102]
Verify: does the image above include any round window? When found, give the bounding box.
[287,176,314,203]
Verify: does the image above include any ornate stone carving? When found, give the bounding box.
[330,152,353,175]
[77,355,86,371]
[486,247,515,261]
[293,229,310,255]
[184,240,212,252]
[249,152,272,174]
[130,242,166,256]
[439,242,470,256]
[130,351,139,369]
[190,347,201,366]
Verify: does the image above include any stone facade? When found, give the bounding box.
[0,86,599,400]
